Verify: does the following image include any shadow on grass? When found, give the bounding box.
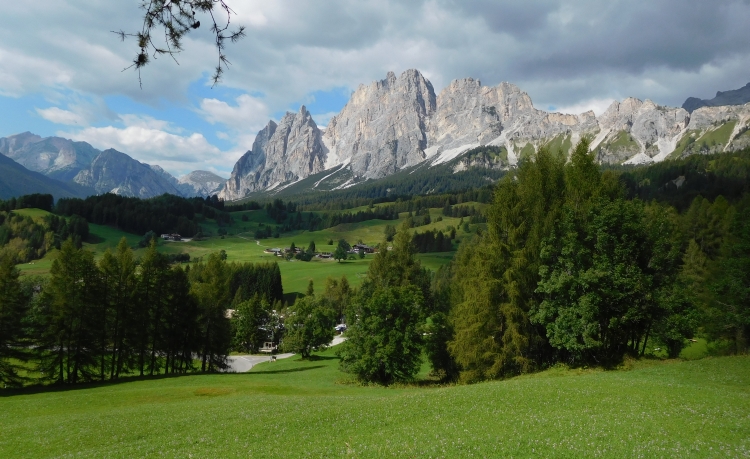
[245,365,326,375]
[0,372,202,397]
[304,355,338,361]
[86,233,106,244]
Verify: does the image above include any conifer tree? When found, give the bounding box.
[0,256,29,387]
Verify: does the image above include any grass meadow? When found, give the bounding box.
[13,206,466,295]
[1,347,748,458]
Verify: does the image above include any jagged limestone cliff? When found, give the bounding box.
[219,106,325,199]
[219,70,750,200]
[322,69,436,181]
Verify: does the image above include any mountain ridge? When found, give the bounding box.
[0,133,227,199]
[218,70,750,201]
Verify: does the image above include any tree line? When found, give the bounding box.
[55,193,231,238]
[326,139,750,385]
[615,148,750,210]
[0,239,282,387]
[0,211,89,264]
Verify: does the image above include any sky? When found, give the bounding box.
[1,0,749,178]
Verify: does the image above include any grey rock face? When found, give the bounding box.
[147,165,224,197]
[221,70,750,199]
[74,149,182,199]
[322,69,436,179]
[682,82,750,113]
[0,133,99,181]
[177,171,226,197]
[219,106,325,200]
[593,98,690,164]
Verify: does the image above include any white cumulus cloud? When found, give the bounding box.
[36,107,87,126]
[199,94,271,132]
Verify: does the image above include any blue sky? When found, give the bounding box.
[2,0,750,177]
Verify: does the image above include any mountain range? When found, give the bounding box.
[0,133,225,200]
[2,71,749,202]
[217,70,750,201]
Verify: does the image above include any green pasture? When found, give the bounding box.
[13,207,467,295]
[1,348,748,458]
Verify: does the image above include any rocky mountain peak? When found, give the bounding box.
[74,148,182,198]
[683,82,750,113]
[218,106,325,199]
[218,71,750,200]
[0,133,99,181]
[322,69,436,180]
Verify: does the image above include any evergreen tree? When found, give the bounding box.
[191,252,231,372]
[0,256,29,386]
[712,195,750,352]
[98,238,136,379]
[161,266,200,373]
[41,240,103,384]
[449,145,565,381]
[323,276,351,323]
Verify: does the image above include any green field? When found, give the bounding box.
[1,348,748,458]
[13,207,470,295]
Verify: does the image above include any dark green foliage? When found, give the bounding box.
[533,198,682,364]
[190,252,232,372]
[449,145,566,381]
[424,264,459,381]
[55,193,229,238]
[322,276,351,324]
[0,193,54,212]
[616,148,750,210]
[228,262,283,305]
[282,294,336,358]
[338,285,424,384]
[411,229,452,253]
[137,230,158,248]
[339,222,433,384]
[384,224,396,242]
[710,195,750,352]
[333,246,347,263]
[0,256,29,387]
[231,295,270,354]
[39,239,103,384]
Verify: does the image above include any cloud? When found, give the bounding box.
[4,0,750,176]
[312,112,339,129]
[552,98,616,117]
[59,123,238,177]
[199,94,271,132]
[36,107,87,126]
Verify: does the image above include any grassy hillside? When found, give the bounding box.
[1,349,747,458]
[14,206,470,295]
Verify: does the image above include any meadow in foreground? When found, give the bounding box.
[1,349,748,458]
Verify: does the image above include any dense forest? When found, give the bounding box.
[614,149,750,209]
[55,194,230,238]
[335,140,750,385]
[0,240,282,386]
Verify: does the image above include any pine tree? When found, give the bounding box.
[191,252,231,372]
[42,240,103,384]
[0,256,29,387]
